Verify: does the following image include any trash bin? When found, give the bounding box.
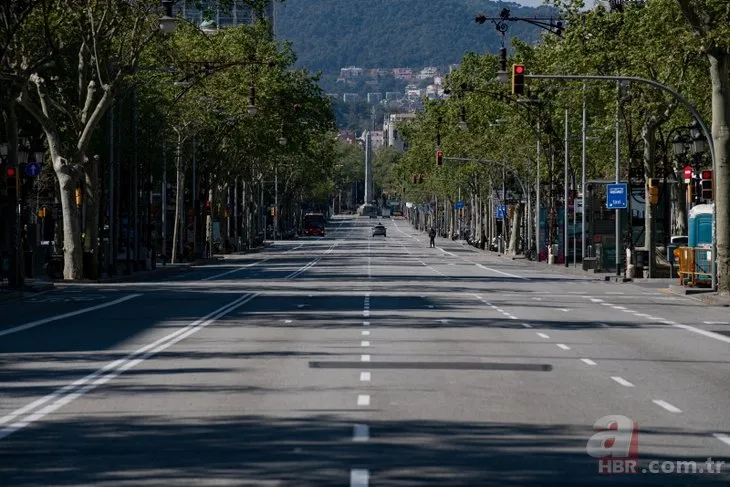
[83,251,97,280]
[635,249,649,273]
[24,251,34,278]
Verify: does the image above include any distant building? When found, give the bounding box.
[343,93,360,103]
[369,131,384,151]
[392,68,413,80]
[385,92,402,101]
[340,66,364,79]
[367,93,383,104]
[338,130,357,144]
[417,67,439,80]
[384,113,417,152]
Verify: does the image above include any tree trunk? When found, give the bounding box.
[83,154,100,279]
[708,49,730,294]
[171,131,184,264]
[670,161,687,237]
[508,203,522,254]
[57,165,83,280]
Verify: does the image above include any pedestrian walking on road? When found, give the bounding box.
[429,227,436,248]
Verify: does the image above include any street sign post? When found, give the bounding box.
[496,205,507,219]
[25,162,41,177]
[606,183,627,209]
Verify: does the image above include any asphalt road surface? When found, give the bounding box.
[1,215,730,486]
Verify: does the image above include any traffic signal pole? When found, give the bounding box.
[524,73,717,290]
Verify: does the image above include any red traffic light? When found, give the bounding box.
[6,167,16,177]
[702,170,713,179]
[515,65,524,74]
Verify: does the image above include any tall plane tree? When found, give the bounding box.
[675,1,730,293]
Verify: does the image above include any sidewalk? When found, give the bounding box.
[0,244,271,301]
[410,224,730,305]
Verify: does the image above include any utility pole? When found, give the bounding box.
[536,119,541,260]
[564,108,569,267]
[615,81,622,276]
[581,82,587,266]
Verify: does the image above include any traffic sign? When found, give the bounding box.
[496,204,507,219]
[683,165,692,183]
[25,162,41,177]
[454,200,464,209]
[606,183,627,209]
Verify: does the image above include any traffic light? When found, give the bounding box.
[647,178,659,206]
[6,166,17,199]
[436,149,443,166]
[512,64,525,95]
[75,187,82,206]
[701,170,713,200]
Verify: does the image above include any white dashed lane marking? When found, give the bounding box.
[653,400,682,413]
[581,358,597,366]
[611,376,635,388]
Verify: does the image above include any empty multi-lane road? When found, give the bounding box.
[1,215,730,486]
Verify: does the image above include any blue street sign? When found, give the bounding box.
[496,205,507,219]
[606,183,627,209]
[25,162,41,177]
[455,200,464,209]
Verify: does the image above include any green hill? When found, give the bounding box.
[274,1,557,73]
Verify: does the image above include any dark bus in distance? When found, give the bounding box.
[303,213,326,236]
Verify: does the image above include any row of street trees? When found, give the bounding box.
[1,0,338,282]
[389,0,730,294]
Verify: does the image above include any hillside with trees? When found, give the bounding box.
[275,0,556,73]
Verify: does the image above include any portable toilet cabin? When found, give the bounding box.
[688,203,713,282]
[688,204,713,248]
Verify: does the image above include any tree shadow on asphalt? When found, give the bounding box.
[0,415,727,486]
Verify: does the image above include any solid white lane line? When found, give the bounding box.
[357,394,370,406]
[581,358,597,366]
[0,293,256,439]
[653,400,682,413]
[673,323,730,345]
[361,355,370,362]
[557,344,571,350]
[361,341,370,347]
[537,333,550,339]
[202,259,265,280]
[362,330,370,336]
[353,424,370,442]
[360,372,371,382]
[704,321,730,325]
[713,433,730,447]
[611,376,635,387]
[0,294,141,338]
[475,263,528,280]
[350,469,369,487]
